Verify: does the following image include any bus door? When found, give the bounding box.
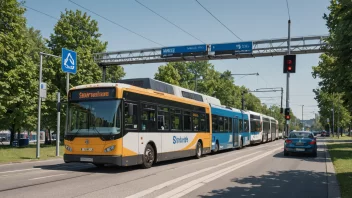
[233,117,239,148]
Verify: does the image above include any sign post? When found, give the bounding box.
[56,92,60,156]
[36,52,60,158]
[61,48,77,142]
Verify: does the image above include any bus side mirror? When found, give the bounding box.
[128,104,134,116]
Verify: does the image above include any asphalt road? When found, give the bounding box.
[0,138,334,198]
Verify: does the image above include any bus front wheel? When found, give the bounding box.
[141,144,155,169]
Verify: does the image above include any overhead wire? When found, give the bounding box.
[23,5,59,20]
[285,0,291,20]
[134,0,205,44]
[68,0,164,47]
[195,0,242,41]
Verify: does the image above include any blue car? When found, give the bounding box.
[284,131,317,157]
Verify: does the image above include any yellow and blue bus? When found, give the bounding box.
[64,83,212,168]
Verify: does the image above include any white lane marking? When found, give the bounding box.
[157,146,282,198]
[0,168,40,174]
[28,173,67,180]
[0,164,92,176]
[0,159,62,167]
[180,141,283,169]
[125,151,262,198]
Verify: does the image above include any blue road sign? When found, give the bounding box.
[161,44,207,58]
[61,48,77,74]
[210,41,253,54]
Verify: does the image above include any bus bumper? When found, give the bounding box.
[64,154,122,166]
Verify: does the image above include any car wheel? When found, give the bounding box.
[312,150,317,157]
[284,150,289,156]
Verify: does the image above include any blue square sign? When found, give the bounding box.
[61,48,77,74]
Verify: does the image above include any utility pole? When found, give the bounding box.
[332,105,335,137]
[302,105,304,131]
[37,52,61,159]
[337,107,340,138]
[285,19,291,137]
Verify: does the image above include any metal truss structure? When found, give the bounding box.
[94,35,328,66]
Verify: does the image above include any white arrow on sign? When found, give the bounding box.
[64,53,75,69]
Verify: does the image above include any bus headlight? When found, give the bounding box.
[65,145,72,152]
[104,145,115,152]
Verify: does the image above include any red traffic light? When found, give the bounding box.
[283,55,296,73]
[285,115,290,120]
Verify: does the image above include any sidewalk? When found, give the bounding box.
[324,142,341,198]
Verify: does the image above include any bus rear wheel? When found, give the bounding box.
[214,142,219,153]
[141,144,155,169]
[195,141,202,159]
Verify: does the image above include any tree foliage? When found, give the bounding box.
[0,0,39,144]
[42,9,126,136]
[312,0,352,132]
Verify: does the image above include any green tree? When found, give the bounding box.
[47,9,125,94]
[313,89,351,135]
[0,0,38,145]
[154,64,181,85]
[44,9,125,137]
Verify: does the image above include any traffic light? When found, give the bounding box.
[283,55,296,73]
[280,107,283,114]
[284,108,290,120]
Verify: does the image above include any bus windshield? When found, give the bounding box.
[68,100,121,136]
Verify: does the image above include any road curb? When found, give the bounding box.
[324,142,341,198]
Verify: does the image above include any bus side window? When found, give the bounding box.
[218,116,224,132]
[124,102,138,130]
[141,103,156,132]
[224,117,229,132]
[193,113,199,131]
[212,115,218,132]
[170,108,182,131]
[245,120,249,132]
[157,106,169,131]
[199,113,206,132]
[239,119,243,132]
[183,111,192,131]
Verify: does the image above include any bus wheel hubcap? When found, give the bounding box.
[145,149,153,163]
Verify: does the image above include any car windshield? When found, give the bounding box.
[68,100,121,136]
[289,132,314,139]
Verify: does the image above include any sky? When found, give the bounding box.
[23,0,331,120]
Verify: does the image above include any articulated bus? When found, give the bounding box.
[248,111,262,144]
[210,105,240,152]
[64,83,212,168]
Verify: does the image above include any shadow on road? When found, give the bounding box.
[199,170,332,198]
[33,146,246,173]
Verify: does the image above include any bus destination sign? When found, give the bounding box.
[70,88,116,100]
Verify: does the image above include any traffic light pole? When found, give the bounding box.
[285,19,291,137]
